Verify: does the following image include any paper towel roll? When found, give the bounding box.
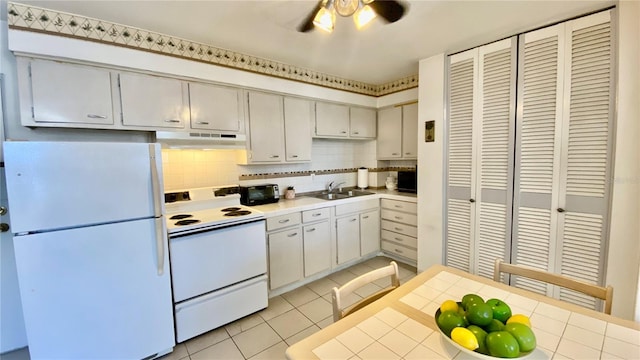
[357,167,368,189]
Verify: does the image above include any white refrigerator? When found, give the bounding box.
[4,141,175,359]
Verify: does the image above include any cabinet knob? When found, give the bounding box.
[0,206,6,216]
[557,208,566,213]
[0,223,9,232]
[469,199,476,203]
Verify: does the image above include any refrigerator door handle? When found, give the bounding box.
[155,218,165,276]
[149,144,163,218]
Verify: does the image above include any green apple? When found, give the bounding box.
[486,298,512,323]
[461,294,484,310]
[467,325,489,355]
[484,318,505,332]
[486,331,520,358]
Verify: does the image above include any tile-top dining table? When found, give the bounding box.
[285,264,640,360]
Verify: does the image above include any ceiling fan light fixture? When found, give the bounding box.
[313,4,336,33]
[354,4,376,29]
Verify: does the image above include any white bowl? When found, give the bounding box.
[434,309,535,359]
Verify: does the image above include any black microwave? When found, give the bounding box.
[397,171,417,193]
[240,184,280,206]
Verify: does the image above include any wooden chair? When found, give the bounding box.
[331,261,400,322]
[493,259,614,314]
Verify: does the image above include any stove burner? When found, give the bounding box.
[221,207,242,212]
[170,214,193,220]
[175,219,201,226]
[224,210,251,217]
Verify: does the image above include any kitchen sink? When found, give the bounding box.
[311,189,375,201]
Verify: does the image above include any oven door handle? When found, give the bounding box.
[155,217,165,276]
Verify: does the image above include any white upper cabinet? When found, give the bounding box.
[28,60,114,125]
[315,102,349,137]
[246,91,285,162]
[119,72,187,128]
[349,107,376,138]
[401,103,418,158]
[284,97,313,162]
[188,83,243,133]
[376,107,402,159]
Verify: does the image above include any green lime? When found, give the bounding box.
[466,302,493,326]
[437,310,466,337]
[486,331,520,358]
[484,318,505,332]
[505,322,536,353]
[467,325,489,355]
[461,294,484,310]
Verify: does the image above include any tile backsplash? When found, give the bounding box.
[161,139,416,192]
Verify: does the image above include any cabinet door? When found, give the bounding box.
[401,103,418,158]
[30,60,114,125]
[247,92,285,162]
[119,73,186,128]
[360,210,380,256]
[376,107,402,159]
[303,221,331,277]
[189,83,242,132]
[315,102,349,137]
[350,107,376,138]
[268,228,303,289]
[513,12,613,311]
[284,97,312,162]
[336,216,360,265]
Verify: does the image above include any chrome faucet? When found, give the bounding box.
[328,181,346,193]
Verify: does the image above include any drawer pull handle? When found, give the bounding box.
[395,227,403,231]
[165,119,181,123]
[363,216,369,219]
[350,218,357,222]
[306,228,316,232]
[288,232,298,237]
[312,213,322,217]
[353,131,359,134]
[395,248,404,254]
[340,131,347,134]
[394,205,403,208]
[196,121,210,125]
[270,155,280,158]
[291,155,299,158]
[395,237,404,242]
[279,219,290,224]
[392,153,399,155]
[395,216,403,220]
[87,114,107,119]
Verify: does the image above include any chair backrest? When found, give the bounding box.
[331,261,400,322]
[494,259,613,314]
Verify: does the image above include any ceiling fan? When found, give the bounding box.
[297,0,407,33]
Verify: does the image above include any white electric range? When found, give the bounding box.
[164,186,268,343]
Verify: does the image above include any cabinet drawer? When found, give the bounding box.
[380,229,417,249]
[335,198,379,216]
[381,241,417,261]
[381,199,417,214]
[381,209,417,226]
[381,220,417,237]
[302,207,330,223]
[266,212,301,231]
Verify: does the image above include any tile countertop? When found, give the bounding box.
[251,189,417,217]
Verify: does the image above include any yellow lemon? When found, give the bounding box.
[506,314,531,328]
[451,327,479,350]
[440,300,459,313]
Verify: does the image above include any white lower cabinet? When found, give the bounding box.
[360,209,380,256]
[267,213,303,290]
[336,215,361,265]
[303,217,331,277]
[380,199,417,264]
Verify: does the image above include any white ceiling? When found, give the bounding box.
[6,0,613,85]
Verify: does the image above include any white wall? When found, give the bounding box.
[607,0,640,320]
[416,54,445,272]
[415,6,640,320]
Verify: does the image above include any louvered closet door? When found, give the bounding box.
[446,39,516,277]
[512,24,565,295]
[554,11,613,310]
[513,11,613,311]
[446,49,477,272]
[473,39,517,278]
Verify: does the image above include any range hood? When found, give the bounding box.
[155,131,246,149]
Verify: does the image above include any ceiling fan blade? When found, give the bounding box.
[369,0,406,24]
[297,0,325,32]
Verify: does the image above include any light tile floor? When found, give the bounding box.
[0,256,416,360]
